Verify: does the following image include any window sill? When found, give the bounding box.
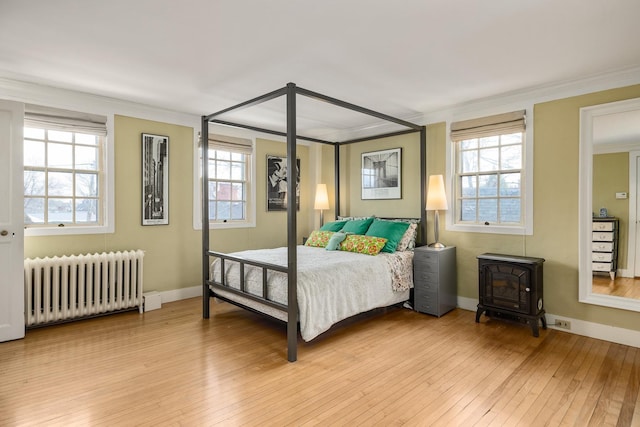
[24,224,114,237]
[447,223,532,236]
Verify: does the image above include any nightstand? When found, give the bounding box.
[413,246,457,317]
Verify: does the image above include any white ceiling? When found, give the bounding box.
[1,0,640,140]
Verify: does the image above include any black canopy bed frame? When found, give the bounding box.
[202,82,427,362]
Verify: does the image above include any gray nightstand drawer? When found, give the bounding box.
[414,279,438,293]
[413,271,438,286]
[415,301,437,315]
[414,258,439,273]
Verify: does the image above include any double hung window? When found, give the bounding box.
[205,134,254,227]
[451,110,530,233]
[23,106,107,232]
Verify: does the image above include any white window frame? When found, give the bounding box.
[446,107,534,235]
[24,110,114,237]
[193,130,256,230]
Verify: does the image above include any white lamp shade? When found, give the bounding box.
[314,184,330,210]
[426,175,448,211]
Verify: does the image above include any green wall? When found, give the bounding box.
[432,84,640,332]
[25,115,201,292]
[339,133,423,219]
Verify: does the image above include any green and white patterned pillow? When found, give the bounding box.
[339,234,387,256]
[304,230,335,248]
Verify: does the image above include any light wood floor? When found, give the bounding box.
[1,298,639,426]
[593,275,640,299]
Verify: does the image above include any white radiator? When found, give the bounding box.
[24,250,144,327]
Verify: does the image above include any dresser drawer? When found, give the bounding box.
[592,252,613,262]
[593,262,613,272]
[592,231,614,242]
[414,269,438,284]
[592,221,615,231]
[414,258,439,273]
[414,291,438,314]
[592,241,614,252]
[414,278,438,293]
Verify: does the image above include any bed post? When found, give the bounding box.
[202,116,211,319]
[419,126,427,245]
[334,143,340,218]
[286,82,298,362]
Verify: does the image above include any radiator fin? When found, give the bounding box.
[24,250,144,327]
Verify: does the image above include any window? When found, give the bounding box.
[205,134,254,227]
[23,105,108,233]
[450,110,531,234]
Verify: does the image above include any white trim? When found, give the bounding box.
[457,297,640,349]
[628,151,638,278]
[579,98,640,313]
[0,77,200,128]
[456,296,477,311]
[157,285,202,304]
[424,66,640,125]
[545,313,640,349]
[24,117,116,236]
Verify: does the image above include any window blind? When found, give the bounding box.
[209,134,252,154]
[450,110,525,141]
[24,104,107,136]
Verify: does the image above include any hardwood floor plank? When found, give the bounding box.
[558,338,612,426]
[503,334,591,425]
[0,297,638,426]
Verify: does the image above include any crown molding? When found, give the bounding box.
[424,66,640,124]
[0,77,200,128]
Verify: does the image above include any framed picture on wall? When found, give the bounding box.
[361,147,402,200]
[267,155,300,211]
[142,133,169,225]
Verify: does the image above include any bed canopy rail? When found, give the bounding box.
[202,82,426,361]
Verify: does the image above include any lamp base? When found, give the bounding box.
[428,242,446,248]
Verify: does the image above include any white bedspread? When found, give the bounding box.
[210,246,413,341]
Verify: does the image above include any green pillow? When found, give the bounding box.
[365,219,410,253]
[341,217,374,235]
[319,220,347,232]
[325,231,347,250]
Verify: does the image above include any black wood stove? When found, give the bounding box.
[476,253,546,336]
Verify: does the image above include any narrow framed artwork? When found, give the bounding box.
[361,147,402,200]
[267,154,300,211]
[142,133,169,225]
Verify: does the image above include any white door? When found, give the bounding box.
[0,100,24,342]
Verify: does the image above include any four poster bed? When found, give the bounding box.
[202,83,426,362]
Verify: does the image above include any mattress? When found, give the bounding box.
[210,245,413,341]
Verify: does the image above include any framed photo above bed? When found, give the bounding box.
[267,155,300,211]
[142,133,169,225]
[361,147,401,200]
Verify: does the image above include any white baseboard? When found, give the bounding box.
[157,285,202,304]
[457,296,640,349]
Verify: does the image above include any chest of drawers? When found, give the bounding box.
[413,246,456,317]
[592,217,618,280]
